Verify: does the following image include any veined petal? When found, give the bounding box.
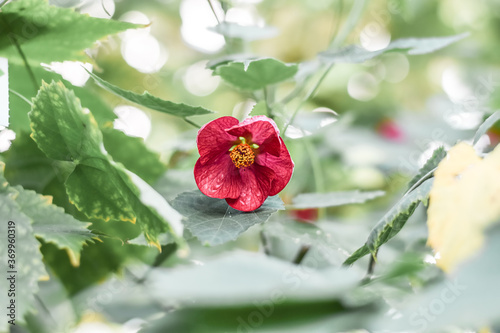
[226,115,281,156]
[226,164,275,211]
[197,116,239,164]
[194,152,241,199]
[256,137,294,196]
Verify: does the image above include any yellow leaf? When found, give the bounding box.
[427,142,500,272]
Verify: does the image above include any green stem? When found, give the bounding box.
[330,0,367,49]
[263,87,273,119]
[292,245,311,265]
[282,64,334,135]
[9,88,33,106]
[184,117,201,129]
[207,0,221,24]
[303,137,326,219]
[7,33,39,93]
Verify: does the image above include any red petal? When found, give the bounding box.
[255,137,294,196]
[225,164,275,211]
[197,116,239,164]
[226,116,281,156]
[194,153,241,199]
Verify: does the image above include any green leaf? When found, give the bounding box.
[0,165,48,331]
[291,190,385,209]
[86,69,214,117]
[29,81,183,248]
[473,110,500,145]
[102,127,166,185]
[209,22,278,41]
[29,81,103,161]
[343,179,433,265]
[171,190,284,246]
[213,58,298,91]
[146,251,361,306]
[0,0,140,64]
[8,63,116,133]
[407,146,447,190]
[13,187,94,266]
[319,33,469,64]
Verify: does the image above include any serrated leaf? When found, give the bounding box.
[214,58,298,91]
[29,81,103,161]
[8,63,116,133]
[319,33,469,64]
[102,127,166,185]
[209,22,278,41]
[13,187,94,266]
[29,81,182,247]
[343,179,433,265]
[472,110,500,145]
[86,70,214,117]
[0,0,140,64]
[0,165,48,331]
[427,143,500,272]
[171,190,284,246]
[291,190,385,209]
[407,146,446,190]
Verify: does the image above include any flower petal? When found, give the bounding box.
[226,164,275,211]
[194,153,241,199]
[226,115,281,156]
[256,137,294,196]
[197,116,239,164]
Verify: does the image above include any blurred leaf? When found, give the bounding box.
[29,81,103,161]
[0,0,140,64]
[171,190,284,246]
[407,146,446,190]
[382,224,500,332]
[214,58,298,91]
[29,81,183,248]
[102,127,166,185]
[209,22,279,41]
[427,143,500,272]
[291,190,385,209]
[13,187,94,266]
[344,179,433,265]
[86,70,214,117]
[473,110,500,145]
[146,251,361,306]
[0,164,48,331]
[319,33,469,64]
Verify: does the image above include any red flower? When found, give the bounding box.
[194,116,294,212]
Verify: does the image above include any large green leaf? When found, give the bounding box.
[86,70,214,117]
[319,33,469,64]
[29,81,103,161]
[343,179,433,265]
[13,187,94,266]
[171,190,284,246]
[213,58,298,91]
[0,165,47,331]
[406,146,446,190]
[291,190,385,209]
[0,0,139,64]
[29,81,183,248]
[101,127,166,185]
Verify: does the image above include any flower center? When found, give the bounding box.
[230,142,255,168]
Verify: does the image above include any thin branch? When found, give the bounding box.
[207,0,221,24]
[6,33,39,93]
[184,117,201,129]
[9,88,33,106]
[260,230,271,255]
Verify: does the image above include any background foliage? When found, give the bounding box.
[1,0,500,332]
